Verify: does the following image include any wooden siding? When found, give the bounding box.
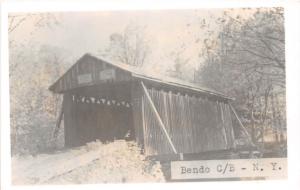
[50,55,132,93]
[63,93,76,147]
[141,85,236,155]
[50,54,232,100]
[131,82,145,147]
[63,81,236,155]
[54,54,238,155]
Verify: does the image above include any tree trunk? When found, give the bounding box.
[260,86,271,144]
[251,106,256,143]
[271,92,279,143]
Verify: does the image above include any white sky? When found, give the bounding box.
[9,9,257,75]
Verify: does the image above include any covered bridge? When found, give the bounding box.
[49,53,251,157]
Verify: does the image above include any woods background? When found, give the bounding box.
[9,8,286,156]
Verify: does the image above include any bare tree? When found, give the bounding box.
[166,46,190,79]
[100,23,150,67]
[197,8,285,148]
[9,13,59,34]
[9,13,64,154]
[10,44,69,154]
[9,13,60,77]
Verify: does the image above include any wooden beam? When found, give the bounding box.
[141,96,146,141]
[220,102,228,148]
[133,74,234,100]
[52,99,64,138]
[229,103,254,146]
[141,81,178,154]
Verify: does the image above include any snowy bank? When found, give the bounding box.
[12,140,165,184]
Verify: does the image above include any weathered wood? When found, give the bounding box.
[141,96,146,144]
[147,150,240,162]
[52,100,64,139]
[132,73,233,100]
[229,103,253,146]
[49,55,132,93]
[229,103,248,136]
[50,54,232,102]
[63,93,75,147]
[141,81,178,154]
[140,85,236,155]
[224,103,236,149]
[131,82,144,147]
[56,55,239,155]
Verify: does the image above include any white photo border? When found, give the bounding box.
[1,0,300,190]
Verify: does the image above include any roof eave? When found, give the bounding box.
[49,73,234,101]
[132,73,234,101]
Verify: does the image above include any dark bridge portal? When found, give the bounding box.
[63,82,134,147]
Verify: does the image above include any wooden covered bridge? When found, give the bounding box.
[49,53,251,158]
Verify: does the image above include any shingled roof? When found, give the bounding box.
[49,53,233,100]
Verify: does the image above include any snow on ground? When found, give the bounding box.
[12,140,165,185]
